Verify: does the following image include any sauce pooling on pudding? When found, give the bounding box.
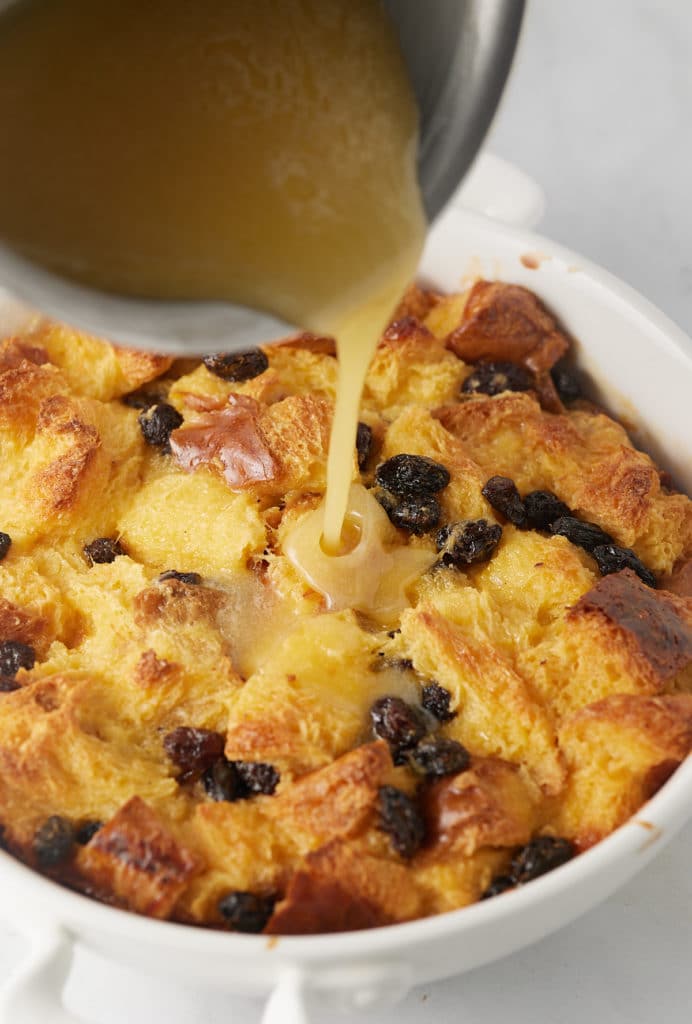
[0,0,426,563]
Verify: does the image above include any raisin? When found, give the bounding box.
[0,640,35,677]
[138,402,183,449]
[164,727,226,782]
[356,422,374,471]
[202,349,268,382]
[0,675,19,693]
[370,696,427,758]
[462,361,534,396]
[421,682,456,723]
[511,836,575,883]
[33,816,76,868]
[385,495,442,536]
[481,476,527,527]
[75,820,103,845]
[203,758,243,802]
[409,737,471,777]
[158,569,202,585]
[550,516,614,552]
[218,890,275,933]
[122,389,162,411]
[235,761,280,796]
[481,875,515,900]
[523,491,571,531]
[0,532,11,561]
[377,785,425,858]
[83,537,126,565]
[435,519,502,567]
[375,454,450,498]
[591,545,657,588]
[551,363,582,404]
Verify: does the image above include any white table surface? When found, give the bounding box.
[1,2,690,1021]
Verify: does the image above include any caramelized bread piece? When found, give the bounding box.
[446,280,569,375]
[266,840,422,934]
[170,392,334,495]
[568,569,692,687]
[78,796,199,917]
[422,757,540,858]
[266,741,392,845]
[520,569,692,722]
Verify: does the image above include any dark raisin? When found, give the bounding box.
[138,402,183,449]
[122,390,162,411]
[551,363,582,404]
[481,476,527,527]
[370,696,427,758]
[158,569,202,585]
[435,519,502,567]
[373,487,396,517]
[202,758,243,802]
[218,890,275,933]
[0,675,20,693]
[0,641,35,677]
[75,820,103,845]
[386,495,442,536]
[462,361,534,396]
[202,349,269,382]
[511,836,575,883]
[0,532,11,561]
[356,422,374,471]
[33,816,76,868]
[421,682,456,723]
[377,785,425,858]
[83,537,126,566]
[549,516,614,552]
[481,874,515,900]
[409,737,471,777]
[164,727,226,782]
[375,454,450,498]
[523,491,572,531]
[235,761,280,796]
[591,545,657,588]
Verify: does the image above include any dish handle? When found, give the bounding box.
[0,926,80,1024]
[261,962,413,1024]
[453,152,546,229]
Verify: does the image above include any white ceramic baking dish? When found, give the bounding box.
[0,155,690,1024]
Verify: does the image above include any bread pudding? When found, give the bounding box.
[0,279,690,935]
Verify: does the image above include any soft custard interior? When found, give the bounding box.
[0,281,690,932]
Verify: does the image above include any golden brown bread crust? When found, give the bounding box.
[446,280,569,374]
[0,280,690,935]
[266,841,421,934]
[170,392,333,495]
[422,758,539,857]
[78,796,199,918]
[569,569,692,683]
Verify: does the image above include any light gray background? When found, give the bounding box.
[0,2,690,1021]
